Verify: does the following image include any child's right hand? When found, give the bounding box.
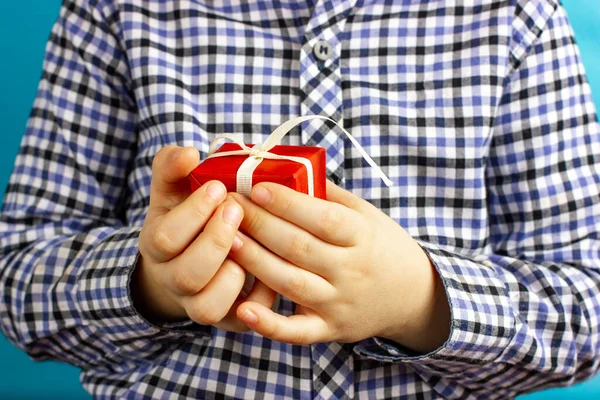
[133,146,276,332]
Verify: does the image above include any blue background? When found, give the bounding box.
[0,1,598,398]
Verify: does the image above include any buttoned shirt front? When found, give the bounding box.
[1,0,600,399]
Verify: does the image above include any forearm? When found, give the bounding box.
[379,248,451,354]
[2,220,129,362]
[0,0,200,368]
[0,214,214,368]
[356,242,600,398]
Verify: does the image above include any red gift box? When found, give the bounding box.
[190,143,327,199]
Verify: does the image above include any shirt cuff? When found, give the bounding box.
[75,226,212,348]
[354,240,515,375]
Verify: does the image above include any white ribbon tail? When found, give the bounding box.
[261,116,325,151]
[306,116,394,187]
[253,115,393,187]
[204,114,392,198]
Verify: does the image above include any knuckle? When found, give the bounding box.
[266,319,280,341]
[319,208,343,237]
[149,226,179,257]
[278,195,294,216]
[206,230,233,252]
[245,211,264,236]
[152,146,175,170]
[222,260,246,284]
[283,270,307,296]
[173,269,200,295]
[289,330,305,346]
[304,289,326,308]
[189,200,211,221]
[287,231,311,260]
[188,302,224,326]
[242,243,262,272]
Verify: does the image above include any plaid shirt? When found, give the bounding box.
[1,0,600,398]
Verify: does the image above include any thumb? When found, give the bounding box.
[149,145,200,214]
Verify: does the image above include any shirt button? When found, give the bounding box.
[313,40,333,61]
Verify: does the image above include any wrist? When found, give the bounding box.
[380,250,451,354]
[130,254,187,324]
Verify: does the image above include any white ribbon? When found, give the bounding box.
[205,115,393,196]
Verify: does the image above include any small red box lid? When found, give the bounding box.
[190,143,327,199]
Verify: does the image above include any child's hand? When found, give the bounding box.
[229,181,450,353]
[134,146,276,332]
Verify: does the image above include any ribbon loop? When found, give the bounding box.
[205,116,393,196]
[209,133,252,154]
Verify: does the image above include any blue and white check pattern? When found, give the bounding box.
[1,0,600,398]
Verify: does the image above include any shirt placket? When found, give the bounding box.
[300,3,357,398]
[299,0,357,186]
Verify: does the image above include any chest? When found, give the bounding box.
[119,0,513,247]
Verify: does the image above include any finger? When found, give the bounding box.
[164,199,243,296]
[211,273,254,333]
[244,182,361,246]
[141,180,228,263]
[231,192,343,274]
[215,278,278,333]
[228,231,335,305]
[181,258,246,326]
[244,278,278,308]
[149,146,200,215]
[237,302,329,345]
[240,272,256,297]
[325,179,371,213]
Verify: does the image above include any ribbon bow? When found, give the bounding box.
[205,115,393,196]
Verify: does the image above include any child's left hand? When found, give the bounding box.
[229,181,450,353]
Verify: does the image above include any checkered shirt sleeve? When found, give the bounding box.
[0,0,599,398]
[0,0,207,372]
[355,3,600,397]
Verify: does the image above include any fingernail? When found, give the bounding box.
[251,186,271,206]
[231,234,243,252]
[223,202,242,224]
[206,181,226,201]
[240,308,258,325]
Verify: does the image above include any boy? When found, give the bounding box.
[1,0,600,398]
